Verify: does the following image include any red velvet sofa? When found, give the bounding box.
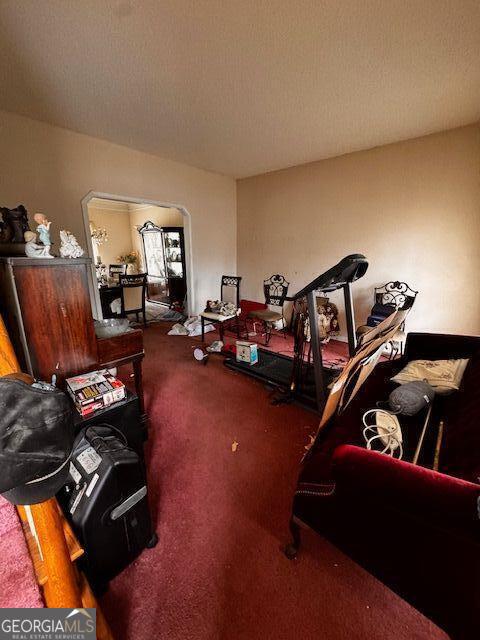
[288,333,480,639]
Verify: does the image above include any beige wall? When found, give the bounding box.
[88,205,133,267]
[2,109,478,335]
[129,205,184,271]
[237,125,480,337]
[0,109,236,314]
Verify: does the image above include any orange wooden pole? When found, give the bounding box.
[79,572,115,640]
[29,499,83,608]
[0,313,20,375]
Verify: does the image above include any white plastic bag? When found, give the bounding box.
[110,298,122,315]
[167,316,215,337]
[167,323,190,336]
[185,317,214,337]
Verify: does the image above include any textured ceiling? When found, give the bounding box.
[1,1,479,177]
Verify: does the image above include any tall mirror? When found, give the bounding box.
[138,221,186,307]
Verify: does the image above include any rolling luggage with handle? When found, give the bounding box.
[59,424,157,590]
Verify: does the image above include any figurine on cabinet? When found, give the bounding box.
[24,230,53,258]
[33,213,52,257]
[59,230,84,258]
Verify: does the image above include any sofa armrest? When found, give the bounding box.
[405,332,480,362]
[332,445,480,530]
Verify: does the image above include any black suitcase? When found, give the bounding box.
[59,425,157,589]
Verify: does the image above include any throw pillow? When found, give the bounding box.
[391,358,469,395]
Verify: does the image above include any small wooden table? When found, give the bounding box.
[96,328,146,416]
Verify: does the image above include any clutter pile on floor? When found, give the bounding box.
[168,316,215,337]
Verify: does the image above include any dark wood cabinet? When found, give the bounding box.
[0,256,147,429]
[0,256,147,419]
[0,257,98,383]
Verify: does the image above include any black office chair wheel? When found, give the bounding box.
[146,532,159,549]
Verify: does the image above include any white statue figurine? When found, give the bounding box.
[24,230,53,258]
[33,213,52,257]
[59,229,84,258]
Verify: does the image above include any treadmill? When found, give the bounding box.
[225,254,368,412]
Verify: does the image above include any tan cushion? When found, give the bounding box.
[391,358,469,395]
[249,309,282,322]
[123,285,144,312]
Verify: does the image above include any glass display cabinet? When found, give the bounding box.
[138,222,187,307]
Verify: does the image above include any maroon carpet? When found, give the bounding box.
[102,324,447,640]
[0,497,43,608]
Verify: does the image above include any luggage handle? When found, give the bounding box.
[110,485,147,521]
[86,424,129,448]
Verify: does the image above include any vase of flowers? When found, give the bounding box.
[118,251,140,274]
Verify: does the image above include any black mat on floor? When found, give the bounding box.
[224,348,340,411]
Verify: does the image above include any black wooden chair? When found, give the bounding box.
[374,281,418,311]
[200,275,242,342]
[120,273,147,326]
[357,281,418,358]
[248,274,290,346]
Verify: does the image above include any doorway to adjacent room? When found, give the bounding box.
[81,192,193,320]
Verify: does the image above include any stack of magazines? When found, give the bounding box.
[66,369,126,417]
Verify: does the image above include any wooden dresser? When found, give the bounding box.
[0,256,146,413]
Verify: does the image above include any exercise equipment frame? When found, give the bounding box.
[226,254,368,413]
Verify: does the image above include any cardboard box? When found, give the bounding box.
[236,341,258,365]
[66,369,126,417]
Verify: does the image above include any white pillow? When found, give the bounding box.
[391,358,469,395]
